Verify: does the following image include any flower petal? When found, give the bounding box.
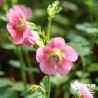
[7,23,17,38]
[57,60,73,76]
[62,45,78,62]
[13,33,24,44]
[39,60,57,75]
[36,47,45,62]
[47,37,65,48]
[6,8,18,22]
[23,30,38,46]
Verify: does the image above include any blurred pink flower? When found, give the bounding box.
[36,37,78,76]
[23,30,39,46]
[7,5,32,19]
[78,83,94,98]
[6,8,28,44]
[0,0,3,4]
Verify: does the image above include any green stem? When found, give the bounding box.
[47,76,51,98]
[24,47,35,84]
[47,19,51,43]
[89,0,93,23]
[16,46,27,90]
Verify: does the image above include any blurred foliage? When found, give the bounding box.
[0,0,98,98]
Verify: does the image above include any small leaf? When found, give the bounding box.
[47,0,62,19]
[0,14,8,22]
[27,22,41,33]
[9,60,20,68]
[40,76,49,91]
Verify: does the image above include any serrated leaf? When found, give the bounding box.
[27,22,41,32]
[47,0,62,19]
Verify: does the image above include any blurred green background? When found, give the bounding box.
[0,0,98,98]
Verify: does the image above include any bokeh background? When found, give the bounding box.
[0,0,98,98]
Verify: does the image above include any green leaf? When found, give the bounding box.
[0,71,5,76]
[9,60,40,73]
[51,73,69,86]
[54,15,70,26]
[47,0,62,19]
[27,22,41,33]
[12,82,31,92]
[0,87,19,98]
[21,86,46,98]
[22,90,45,98]
[40,76,49,92]
[0,14,8,22]
[0,78,13,88]
[66,42,89,48]
[75,46,90,56]
[9,60,20,68]
[88,63,98,72]
[75,23,98,34]
[62,1,78,12]
[67,33,88,43]
[1,44,16,50]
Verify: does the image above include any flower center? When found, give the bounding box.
[48,49,64,64]
[13,20,25,32]
[51,55,59,62]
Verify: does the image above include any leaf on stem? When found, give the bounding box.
[47,0,62,19]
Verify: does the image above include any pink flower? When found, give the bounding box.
[36,37,78,76]
[23,30,39,46]
[6,8,28,44]
[7,5,32,19]
[71,81,94,98]
[78,83,94,98]
[0,0,3,8]
[0,0,3,4]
